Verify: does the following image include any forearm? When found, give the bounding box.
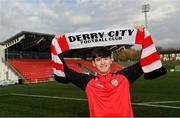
[59,54,93,90]
[116,62,143,84]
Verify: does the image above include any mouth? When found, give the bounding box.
[100,65,108,70]
[100,65,106,68]
[98,65,110,74]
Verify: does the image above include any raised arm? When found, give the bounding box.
[58,54,94,91]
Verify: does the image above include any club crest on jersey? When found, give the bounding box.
[111,79,118,86]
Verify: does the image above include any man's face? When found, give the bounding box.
[92,56,112,75]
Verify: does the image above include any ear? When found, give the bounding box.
[92,61,96,67]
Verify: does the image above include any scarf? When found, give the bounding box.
[135,28,167,79]
[51,27,166,81]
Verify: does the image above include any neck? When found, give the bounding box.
[98,70,111,76]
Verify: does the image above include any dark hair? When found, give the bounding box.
[91,47,111,60]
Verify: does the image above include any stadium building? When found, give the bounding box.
[159,50,180,61]
[0,31,132,86]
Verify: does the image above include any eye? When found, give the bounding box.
[104,57,110,60]
[95,57,101,61]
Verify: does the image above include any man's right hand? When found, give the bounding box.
[134,25,145,32]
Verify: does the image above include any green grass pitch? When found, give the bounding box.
[0,71,180,117]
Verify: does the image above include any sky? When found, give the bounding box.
[0,0,179,48]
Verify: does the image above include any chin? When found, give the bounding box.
[99,69,110,74]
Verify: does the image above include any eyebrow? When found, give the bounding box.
[95,57,110,59]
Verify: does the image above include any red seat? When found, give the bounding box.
[9,59,53,83]
[8,58,122,83]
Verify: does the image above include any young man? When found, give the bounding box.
[57,47,143,117]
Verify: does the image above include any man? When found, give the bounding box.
[53,26,164,117]
[57,46,143,117]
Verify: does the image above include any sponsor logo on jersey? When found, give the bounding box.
[96,83,104,88]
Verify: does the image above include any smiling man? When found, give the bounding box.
[92,47,113,75]
[57,46,143,117]
[53,25,168,117]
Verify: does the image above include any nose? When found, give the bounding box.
[100,58,105,64]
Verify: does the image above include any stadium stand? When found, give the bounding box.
[8,58,122,83]
[0,31,130,85]
[8,59,53,83]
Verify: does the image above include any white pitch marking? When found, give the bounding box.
[9,93,87,101]
[136,101,180,104]
[6,93,180,109]
[132,103,180,109]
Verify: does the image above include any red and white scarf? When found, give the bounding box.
[51,28,166,80]
[135,28,167,79]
